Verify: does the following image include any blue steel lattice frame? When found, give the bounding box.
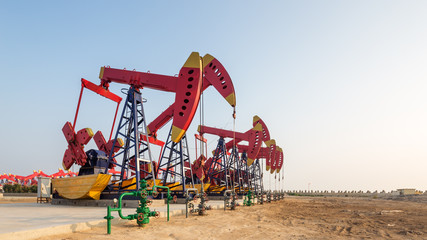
[206,137,231,192]
[240,152,250,192]
[104,86,155,192]
[251,159,263,195]
[157,130,194,194]
[227,146,244,193]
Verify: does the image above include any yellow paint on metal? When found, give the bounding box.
[171,125,185,143]
[117,138,124,147]
[264,139,276,147]
[253,115,260,124]
[247,158,255,166]
[208,185,226,192]
[202,54,215,69]
[116,178,161,190]
[162,182,181,190]
[147,179,160,189]
[120,177,136,189]
[52,174,111,200]
[225,92,236,107]
[62,162,67,171]
[85,128,94,137]
[201,183,210,192]
[183,52,201,69]
[253,123,263,131]
[99,66,105,79]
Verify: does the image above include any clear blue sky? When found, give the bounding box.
[1,1,426,191]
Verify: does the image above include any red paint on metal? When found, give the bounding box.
[129,158,158,179]
[194,134,207,143]
[198,123,263,165]
[276,148,284,172]
[81,78,122,103]
[100,67,178,92]
[201,56,235,106]
[146,55,236,138]
[225,116,270,150]
[171,65,202,138]
[267,142,277,169]
[62,122,93,170]
[67,78,123,170]
[146,107,174,138]
[253,117,270,142]
[140,134,165,147]
[191,155,206,181]
[72,85,84,131]
[271,147,280,173]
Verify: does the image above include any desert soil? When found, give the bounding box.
[36,196,426,239]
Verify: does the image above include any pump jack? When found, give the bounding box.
[62,52,236,194]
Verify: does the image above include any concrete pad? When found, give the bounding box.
[0,200,234,239]
[51,198,166,208]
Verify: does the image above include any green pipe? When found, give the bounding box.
[104,206,114,234]
[115,191,137,219]
[105,191,138,234]
[105,182,172,234]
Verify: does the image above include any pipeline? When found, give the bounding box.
[243,189,254,206]
[224,190,237,210]
[185,188,198,218]
[104,179,171,234]
[257,192,264,204]
[266,190,272,203]
[198,191,211,215]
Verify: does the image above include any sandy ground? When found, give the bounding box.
[0,197,36,204]
[35,196,426,240]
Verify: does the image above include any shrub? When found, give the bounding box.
[29,185,37,193]
[2,183,38,193]
[12,184,22,193]
[3,184,12,193]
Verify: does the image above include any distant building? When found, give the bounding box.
[391,190,400,196]
[396,188,416,195]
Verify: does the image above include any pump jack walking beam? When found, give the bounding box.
[198,121,263,166]
[224,115,271,151]
[99,52,203,143]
